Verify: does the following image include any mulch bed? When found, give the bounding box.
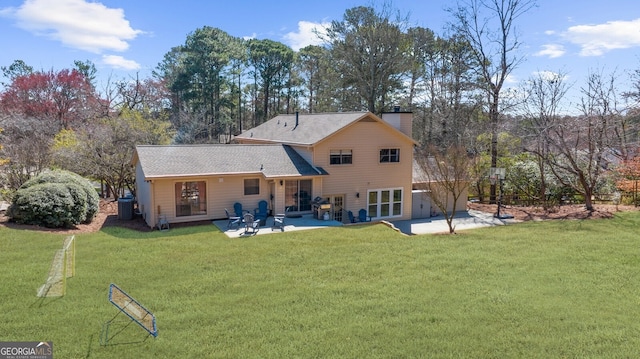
[0,199,153,234]
[467,202,639,221]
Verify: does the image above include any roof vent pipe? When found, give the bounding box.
[394,105,400,112]
[295,111,299,128]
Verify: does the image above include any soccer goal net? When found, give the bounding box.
[37,235,75,297]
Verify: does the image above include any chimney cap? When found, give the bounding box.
[381,108,412,114]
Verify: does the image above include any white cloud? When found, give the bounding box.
[283,21,329,51]
[4,0,142,53]
[563,18,640,56]
[532,70,568,83]
[505,74,518,84]
[493,73,518,85]
[534,44,566,58]
[102,55,140,70]
[243,33,257,41]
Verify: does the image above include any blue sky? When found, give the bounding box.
[1,0,639,106]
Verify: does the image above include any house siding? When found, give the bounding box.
[425,184,469,215]
[313,119,414,220]
[135,163,153,226]
[141,175,273,228]
[134,111,422,227]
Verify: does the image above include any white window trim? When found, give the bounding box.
[367,187,403,219]
[330,149,353,165]
[379,148,400,163]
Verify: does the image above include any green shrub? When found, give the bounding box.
[7,170,100,228]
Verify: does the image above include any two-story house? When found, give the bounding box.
[132,111,416,228]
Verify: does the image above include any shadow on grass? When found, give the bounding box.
[99,315,154,348]
[30,295,64,308]
[99,221,220,239]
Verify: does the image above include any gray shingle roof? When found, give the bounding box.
[135,144,324,179]
[235,112,370,145]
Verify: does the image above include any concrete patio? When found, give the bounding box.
[389,209,519,235]
[213,209,519,238]
[213,214,344,238]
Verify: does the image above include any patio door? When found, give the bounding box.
[269,182,275,215]
[367,188,403,219]
[324,195,344,222]
[285,179,312,212]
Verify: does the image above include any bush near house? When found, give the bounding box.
[7,170,99,228]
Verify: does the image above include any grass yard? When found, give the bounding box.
[1,213,640,358]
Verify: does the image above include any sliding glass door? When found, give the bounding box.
[285,179,312,212]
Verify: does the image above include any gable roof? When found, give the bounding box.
[134,144,326,180]
[235,111,416,146]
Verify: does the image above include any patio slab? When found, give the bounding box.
[213,210,519,238]
[213,214,344,238]
[390,209,519,235]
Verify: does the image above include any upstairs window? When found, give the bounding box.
[380,148,400,163]
[330,149,353,165]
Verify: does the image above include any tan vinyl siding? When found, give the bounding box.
[313,119,414,220]
[135,163,153,227]
[147,175,273,227]
[272,179,286,215]
[209,176,271,218]
[135,112,418,226]
[424,183,469,215]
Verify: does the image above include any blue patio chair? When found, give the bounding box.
[233,202,246,218]
[358,209,372,222]
[225,208,241,230]
[254,200,268,226]
[347,210,358,223]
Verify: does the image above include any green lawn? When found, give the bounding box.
[1,213,640,358]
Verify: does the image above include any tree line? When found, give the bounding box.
[1,1,640,212]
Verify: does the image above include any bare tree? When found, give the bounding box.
[0,114,55,190]
[415,145,476,234]
[519,70,571,208]
[53,109,173,200]
[449,0,536,202]
[544,70,623,211]
[623,66,640,110]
